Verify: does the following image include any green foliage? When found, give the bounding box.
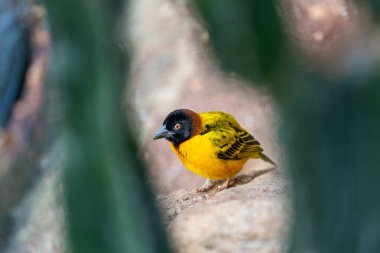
[365,0,380,21]
[196,1,380,252]
[195,0,284,82]
[43,1,171,252]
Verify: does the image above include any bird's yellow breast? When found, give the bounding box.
[170,135,248,180]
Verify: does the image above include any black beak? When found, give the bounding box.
[153,125,173,140]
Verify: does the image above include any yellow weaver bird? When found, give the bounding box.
[153,109,276,191]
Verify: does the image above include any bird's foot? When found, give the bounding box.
[216,178,232,191]
[196,169,276,193]
[196,179,223,192]
[196,179,233,192]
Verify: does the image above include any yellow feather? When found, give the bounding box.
[170,111,274,180]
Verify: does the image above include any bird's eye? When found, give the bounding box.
[174,123,181,130]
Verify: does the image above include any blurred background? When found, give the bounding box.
[1,0,380,252]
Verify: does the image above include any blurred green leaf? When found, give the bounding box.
[43,1,171,252]
[196,1,380,252]
[195,0,284,82]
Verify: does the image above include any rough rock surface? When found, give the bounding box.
[158,169,291,253]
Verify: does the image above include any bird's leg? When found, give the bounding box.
[197,179,222,192]
[217,178,232,191]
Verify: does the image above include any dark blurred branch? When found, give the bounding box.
[0,0,48,249]
[43,1,171,252]
[0,1,30,128]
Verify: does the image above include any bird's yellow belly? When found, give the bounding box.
[170,137,248,180]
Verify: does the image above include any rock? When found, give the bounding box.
[158,169,291,253]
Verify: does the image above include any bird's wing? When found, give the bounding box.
[199,111,263,160]
[201,126,261,160]
[214,126,263,160]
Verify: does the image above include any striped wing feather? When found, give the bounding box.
[199,111,263,160]
[216,127,262,160]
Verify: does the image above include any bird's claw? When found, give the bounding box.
[196,179,221,192]
[197,179,232,192]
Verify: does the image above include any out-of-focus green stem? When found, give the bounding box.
[196,1,380,252]
[43,1,171,253]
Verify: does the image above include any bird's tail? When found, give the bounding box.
[259,153,276,167]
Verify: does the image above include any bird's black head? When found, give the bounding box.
[153,109,200,147]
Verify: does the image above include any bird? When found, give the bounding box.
[153,109,276,192]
